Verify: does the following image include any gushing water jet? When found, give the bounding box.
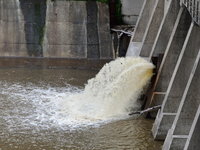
[59,57,155,120]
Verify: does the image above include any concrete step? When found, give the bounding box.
[152,18,200,140]
[162,49,200,149]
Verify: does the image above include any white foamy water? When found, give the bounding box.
[0,57,154,130]
[0,58,163,150]
[58,57,155,122]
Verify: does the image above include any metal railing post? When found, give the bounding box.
[182,0,200,25]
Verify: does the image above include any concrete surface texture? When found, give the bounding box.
[126,0,158,57]
[140,0,165,57]
[121,0,144,25]
[0,0,113,58]
[126,0,200,149]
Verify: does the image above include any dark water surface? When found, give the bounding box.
[0,68,163,150]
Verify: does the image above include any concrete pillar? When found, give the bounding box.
[162,48,200,149]
[97,3,113,59]
[86,1,100,58]
[152,5,192,140]
[149,0,181,59]
[126,0,157,56]
[162,22,200,117]
[0,0,27,56]
[43,1,113,58]
[140,0,165,57]
[41,1,88,58]
[0,1,113,58]
[143,0,181,113]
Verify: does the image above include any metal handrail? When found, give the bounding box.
[181,0,200,25]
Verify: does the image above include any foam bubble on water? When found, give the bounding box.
[58,57,154,121]
[0,81,84,130]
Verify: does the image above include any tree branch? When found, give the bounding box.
[111,28,133,37]
[129,105,162,119]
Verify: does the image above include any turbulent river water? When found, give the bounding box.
[0,57,163,149]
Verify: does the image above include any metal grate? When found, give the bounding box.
[182,0,200,25]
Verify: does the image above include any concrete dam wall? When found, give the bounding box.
[126,0,200,149]
[0,0,113,59]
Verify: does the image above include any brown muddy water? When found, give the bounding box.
[0,67,163,150]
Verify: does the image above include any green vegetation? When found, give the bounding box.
[116,0,122,24]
